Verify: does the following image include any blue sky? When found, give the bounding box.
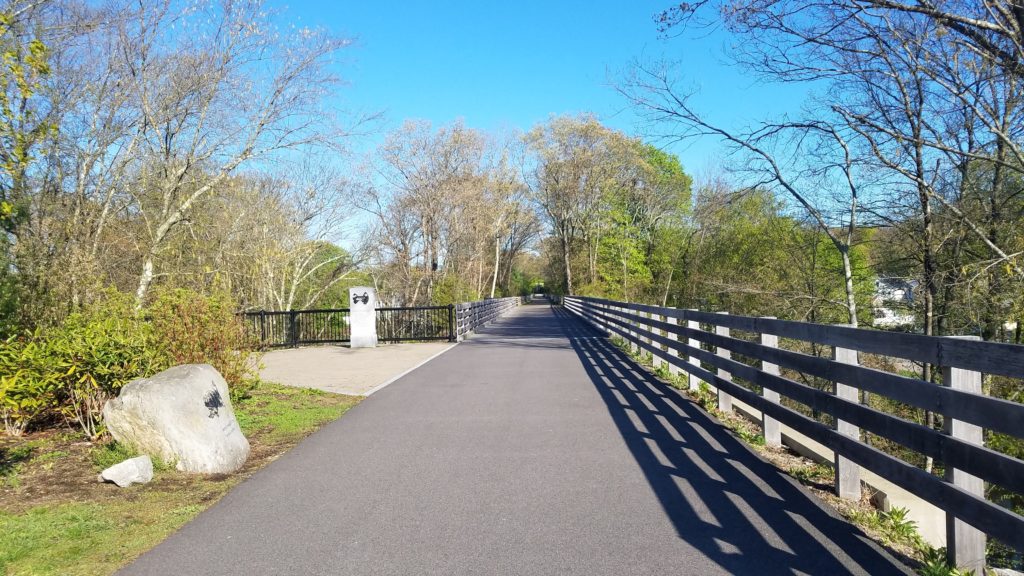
[282,0,810,179]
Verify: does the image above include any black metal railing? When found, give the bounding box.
[244,296,523,348]
[242,308,352,348]
[377,306,453,342]
[243,305,455,348]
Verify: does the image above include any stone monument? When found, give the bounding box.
[349,286,378,348]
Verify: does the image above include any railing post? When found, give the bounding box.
[665,310,680,377]
[760,317,782,448]
[259,310,267,345]
[715,312,732,413]
[629,306,639,354]
[942,336,986,573]
[447,304,455,342]
[833,336,861,500]
[685,310,702,392]
[288,310,299,348]
[651,310,664,371]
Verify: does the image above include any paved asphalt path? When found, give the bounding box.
[120,304,913,576]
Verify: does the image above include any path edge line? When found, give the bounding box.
[362,343,459,396]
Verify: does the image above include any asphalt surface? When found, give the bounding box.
[119,304,913,576]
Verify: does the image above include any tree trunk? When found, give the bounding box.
[982,132,1008,341]
[920,182,938,474]
[840,245,858,327]
[135,256,156,306]
[661,265,674,307]
[561,232,574,295]
[490,234,500,298]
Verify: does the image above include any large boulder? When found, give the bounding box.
[103,364,250,474]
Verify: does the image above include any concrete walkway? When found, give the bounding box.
[120,304,912,576]
[259,342,455,396]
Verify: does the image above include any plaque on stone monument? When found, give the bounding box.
[349,286,378,348]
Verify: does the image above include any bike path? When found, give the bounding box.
[119,304,912,576]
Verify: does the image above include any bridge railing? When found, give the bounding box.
[564,295,1024,571]
[244,296,523,347]
[243,305,455,347]
[454,296,521,340]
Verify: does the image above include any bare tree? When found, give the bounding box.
[648,0,1024,332]
[619,64,866,324]
[524,115,627,295]
[110,0,351,305]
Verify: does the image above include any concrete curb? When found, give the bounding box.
[361,342,459,396]
[726,397,946,547]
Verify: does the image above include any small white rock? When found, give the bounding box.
[100,455,154,487]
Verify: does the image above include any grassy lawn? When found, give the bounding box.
[0,382,360,576]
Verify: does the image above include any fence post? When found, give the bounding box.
[833,337,861,500]
[665,310,680,377]
[760,317,781,448]
[629,306,640,354]
[259,310,267,345]
[686,310,702,392]
[942,336,986,573]
[447,304,455,342]
[650,310,664,370]
[288,310,298,348]
[715,312,732,413]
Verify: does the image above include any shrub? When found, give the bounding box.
[0,336,60,435]
[0,292,160,438]
[48,292,160,438]
[1,289,262,437]
[148,289,260,402]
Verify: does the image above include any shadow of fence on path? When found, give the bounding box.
[552,306,913,576]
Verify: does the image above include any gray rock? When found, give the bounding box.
[99,455,153,487]
[103,364,250,474]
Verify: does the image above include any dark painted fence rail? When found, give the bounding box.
[454,296,521,340]
[243,297,522,348]
[563,295,1024,572]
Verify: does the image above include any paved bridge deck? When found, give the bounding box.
[120,304,912,575]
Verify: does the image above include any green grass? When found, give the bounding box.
[1,442,42,489]
[0,496,204,576]
[0,380,360,575]
[790,462,833,485]
[89,442,174,474]
[90,442,140,471]
[235,382,358,443]
[847,506,924,549]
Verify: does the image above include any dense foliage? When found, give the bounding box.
[0,290,259,438]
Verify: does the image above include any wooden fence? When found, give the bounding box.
[454,297,521,340]
[564,295,1024,572]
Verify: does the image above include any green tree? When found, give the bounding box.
[0,5,52,335]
